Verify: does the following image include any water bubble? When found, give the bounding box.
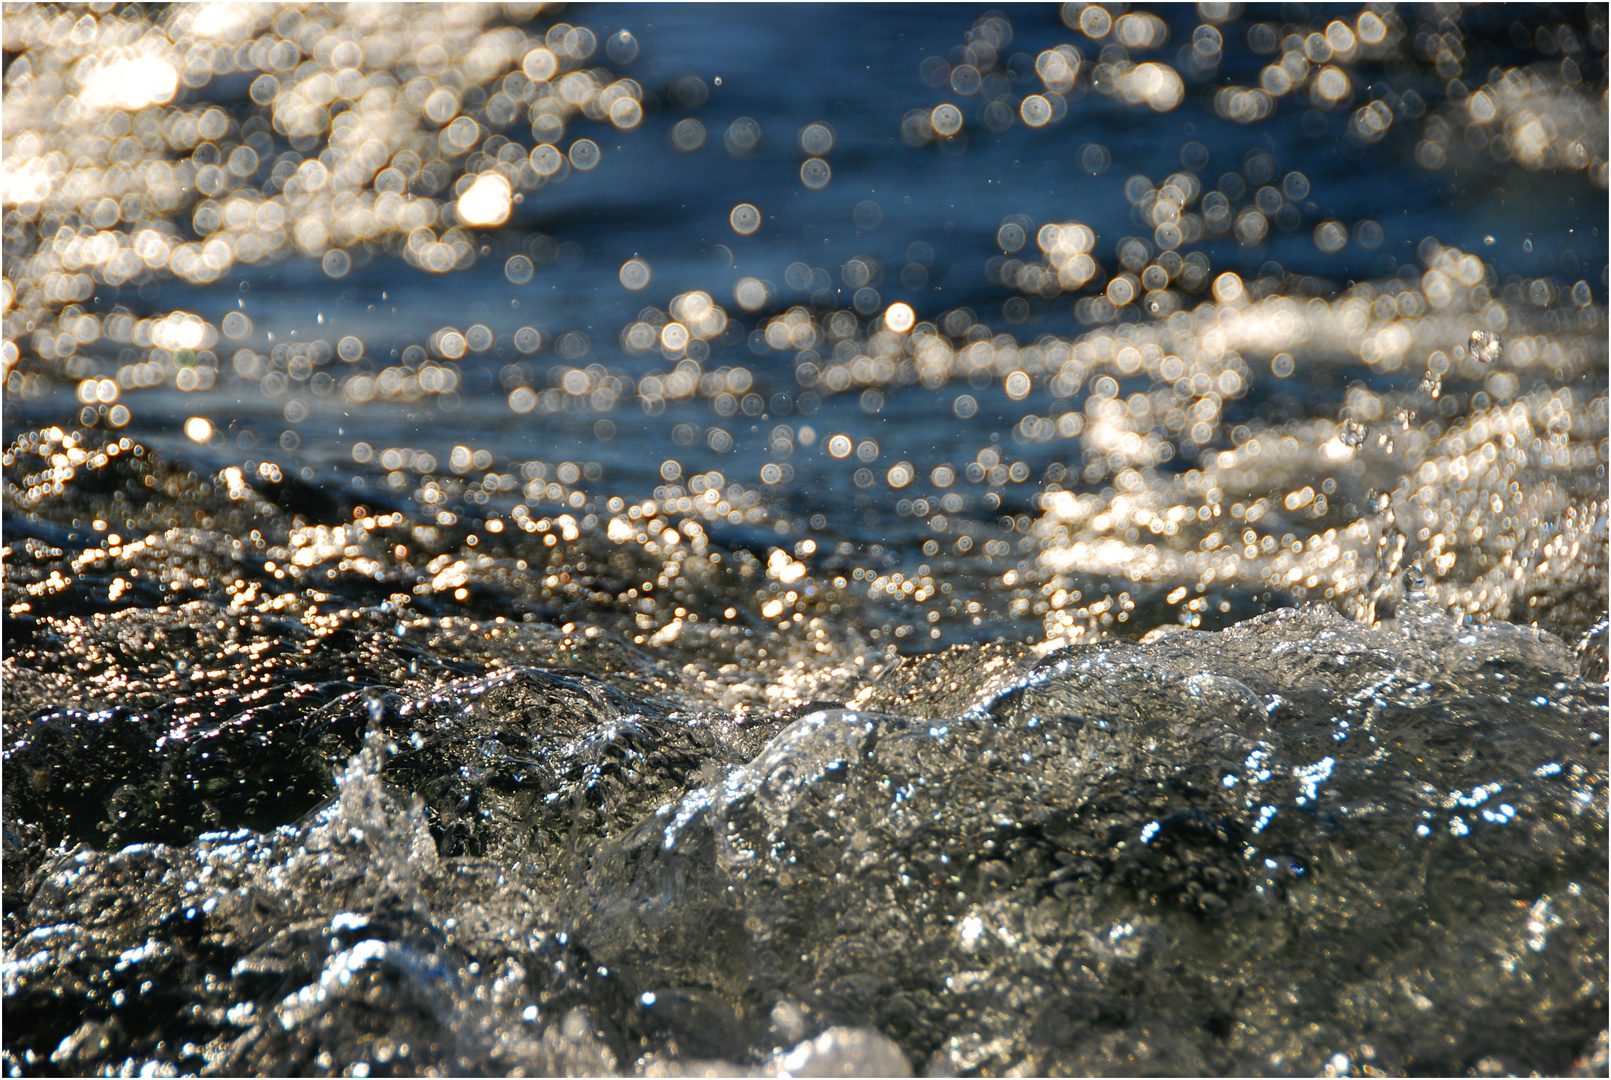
[553,331,588,361]
[1417,140,1446,170]
[950,64,982,96]
[671,118,707,152]
[670,74,709,110]
[424,87,460,125]
[226,145,260,179]
[799,123,834,156]
[1272,353,1295,378]
[1312,65,1350,106]
[931,104,964,137]
[437,331,467,359]
[605,30,638,64]
[1075,4,1112,38]
[853,200,882,230]
[827,434,853,458]
[523,46,558,81]
[1235,208,1269,245]
[1080,144,1111,175]
[1282,171,1311,201]
[734,277,768,312]
[569,139,601,170]
[513,327,542,354]
[730,203,761,235]
[563,26,597,60]
[221,311,252,340]
[184,417,212,443]
[246,72,279,107]
[997,222,1027,253]
[1313,221,1348,254]
[1339,418,1367,447]
[785,263,814,291]
[725,117,761,156]
[884,303,915,333]
[1020,95,1053,127]
[505,255,535,285]
[954,394,978,419]
[466,325,493,352]
[321,249,351,278]
[442,116,481,154]
[531,144,565,176]
[1115,11,1169,49]
[619,258,651,291]
[800,158,832,190]
[338,335,363,362]
[609,97,643,129]
[1356,220,1385,249]
[1212,272,1245,304]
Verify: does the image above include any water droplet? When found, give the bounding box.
[1469,330,1502,363]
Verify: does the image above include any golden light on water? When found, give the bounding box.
[455,172,512,226]
[0,1,1602,652]
[76,55,179,112]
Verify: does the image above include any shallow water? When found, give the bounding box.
[3,3,1608,1076]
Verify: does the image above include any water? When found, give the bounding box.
[3,3,1607,1076]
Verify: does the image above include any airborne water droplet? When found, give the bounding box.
[1469,330,1503,363]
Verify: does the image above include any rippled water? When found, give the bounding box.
[3,4,1607,1076]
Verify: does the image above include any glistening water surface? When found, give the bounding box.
[2,3,1607,1076]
